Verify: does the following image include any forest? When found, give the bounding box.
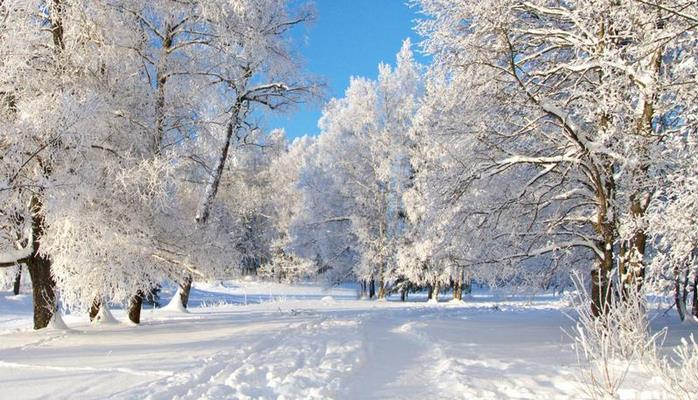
[1,0,697,399]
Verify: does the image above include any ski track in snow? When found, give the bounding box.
[0,360,179,378]
[122,316,362,400]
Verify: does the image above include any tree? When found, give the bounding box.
[291,136,360,286]
[0,0,106,328]
[306,41,423,298]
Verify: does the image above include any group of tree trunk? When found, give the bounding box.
[358,274,472,302]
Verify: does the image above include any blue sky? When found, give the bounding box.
[268,1,426,139]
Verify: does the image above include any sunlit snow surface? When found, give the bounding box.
[0,281,688,399]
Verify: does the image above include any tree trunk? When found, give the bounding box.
[682,272,690,315]
[377,276,386,299]
[463,278,472,296]
[89,297,101,321]
[618,44,660,298]
[196,107,241,225]
[179,275,192,309]
[19,3,65,330]
[427,284,433,301]
[453,279,462,301]
[619,227,647,298]
[26,255,56,329]
[188,106,244,305]
[128,291,144,324]
[453,269,464,301]
[675,267,686,321]
[591,243,613,318]
[369,278,375,299]
[359,280,367,298]
[692,272,698,318]
[432,281,440,301]
[12,266,22,295]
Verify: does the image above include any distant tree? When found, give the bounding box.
[303,41,423,298]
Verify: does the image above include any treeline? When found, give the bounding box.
[285,0,698,319]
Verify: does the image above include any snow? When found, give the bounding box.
[47,312,69,330]
[0,223,32,265]
[162,288,190,314]
[0,281,689,399]
[0,244,32,265]
[92,302,118,325]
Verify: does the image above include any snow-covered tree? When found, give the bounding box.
[0,0,159,327]
[291,136,360,286]
[414,0,698,313]
[0,0,318,327]
[302,40,423,297]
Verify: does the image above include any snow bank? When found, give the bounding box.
[161,288,189,313]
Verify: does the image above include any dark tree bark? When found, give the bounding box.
[24,195,57,330]
[682,272,690,315]
[618,45,661,298]
[12,266,22,295]
[179,275,192,309]
[691,272,698,318]
[453,279,462,301]
[359,280,367,298]
[453,268,464,301]
[591,261,612,318]
[369,278,375,299]
[673,261,691,321]
[89,297,101,321]
[128,291,144,324]
[591,186,615,318]
[675,269,686,321]
[26,255,56,329]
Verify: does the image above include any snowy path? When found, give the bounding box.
[0,282,663,399]
[341,306,581,399]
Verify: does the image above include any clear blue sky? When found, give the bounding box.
[268,0,426,139]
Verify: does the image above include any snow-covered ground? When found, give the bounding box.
[0,281,689,399]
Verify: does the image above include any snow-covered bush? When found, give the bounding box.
[568,273,665,399]
[653,335,698,400]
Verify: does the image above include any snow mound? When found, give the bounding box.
[391,321,428,335]
[161,289,190,313]
[92,303,118,325]
[321,295,335,303]
[48,312,69,330]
